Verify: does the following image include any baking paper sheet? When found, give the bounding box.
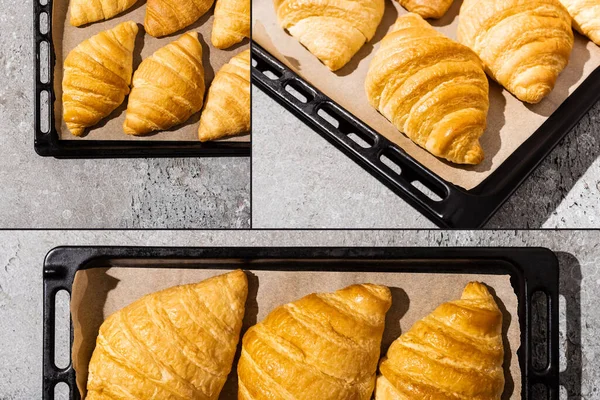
[71,264,521,399]
[52,0,250,142]
[253,0,600,189]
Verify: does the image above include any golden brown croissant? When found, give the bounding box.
[273,0,385,71]
[212,0,250,48]
[199,50,250,142]
[398,0,454,19]
[457,0,574,104]
[560,0,600,45]
[85,270,248,400]
[63,21,138,137]
[365,13,489,165]
[238,283,392,400]
[123,32,205,135]
[145,0,215,37]
[69,0,139,26]
[376,282,505,400]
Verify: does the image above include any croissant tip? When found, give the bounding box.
[462,281,493,299]
[67,125,85,137]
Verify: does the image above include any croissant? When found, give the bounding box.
[145,0,215,37]
[273,0,385,71]
[212,0,250,48]
[85,270,248,400]
[123,32,205,135]
[376,282,505,399]
[560,0,600,45]
[398,0,454,19]
[199,50,250,142]
[63,21,138,137]
[238,283,392,400]
[457,0,574,104]
[365,13,489,165]
[69,0,139,26]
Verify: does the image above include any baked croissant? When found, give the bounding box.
[560,0,600,45]
[273,0,385,71]
[199,50,250,142]
[69,0,139,26]
[145,0,215,37]
[123,32,205,135]
[365,13,489,164]
[457,0,574,104]
[85,270,248,400]
[63,21,138,137]
[238,283,392,400]
[398,0,454,19]
[212,0,250,48]
[376,282,505,399]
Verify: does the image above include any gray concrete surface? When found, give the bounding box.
[0,0,250,228]
[0,230,597,398]
[252,87,600,228]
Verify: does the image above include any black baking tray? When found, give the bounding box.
[33,1,250,159]
[43,246,559,399]
[252,43,600,228]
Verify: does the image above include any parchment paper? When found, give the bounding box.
[253,0,600,189]
[52,0,250,142]
[71,265,521,399]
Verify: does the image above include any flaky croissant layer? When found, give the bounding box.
[274,0,385,70]
[366,13,489,165]
[145,0,215,37]
[376,282,505,400]
[85,270,248,400]
[560,0,600,45]
[199,49,251,142]
[212,0,250,48]
[238,283,392,400]
[399,0,455,19]
[69,0,139,26]
[457,0,574,104]
[63,21,138,137]
[123,31,205,135]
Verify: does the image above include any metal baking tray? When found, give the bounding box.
[42,246,559,399]
[252,43,600,228]
[33,1,250,159]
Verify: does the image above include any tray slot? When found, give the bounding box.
[532,384,548,399]
[40,40,50,84]
[378,147,449,202]
[54,382,69,400]
[54,289,71,369]
[316,103,377,149]
[411,180,443,202]
[251,51,284,80]
[40,89,51,134]
[531,290,549,372]
[39,11,49,34]
[284,80,312,103]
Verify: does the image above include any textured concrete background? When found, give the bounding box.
[0,0,250,228]
[0,230,596,398]
[252,87,600,228]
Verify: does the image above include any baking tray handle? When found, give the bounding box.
[43,264,79,400]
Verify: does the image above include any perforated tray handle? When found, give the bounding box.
[43,264,79,400]
[34,0,56,156]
